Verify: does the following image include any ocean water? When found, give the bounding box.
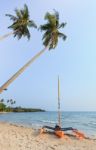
[0,111,96,137]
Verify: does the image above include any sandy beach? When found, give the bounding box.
[0,122,95,150]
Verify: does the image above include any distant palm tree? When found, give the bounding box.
[0,99,4,103]
[7,100,9,103]
[10,99,16,106]
[0,4,37,41]
[6,99,15,111]
[12,101,16,108]
[0,10,66,93]
[7,99,10,108]
[10,99,13,103]
[13,100,16,105]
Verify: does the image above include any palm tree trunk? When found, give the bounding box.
[0,46,48,94]
[0,31,14,41]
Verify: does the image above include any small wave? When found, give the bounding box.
[90,122,96,125]
[40,120,56,124]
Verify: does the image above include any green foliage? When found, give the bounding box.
[0,99,44,112]
[6,4,37,40]
[40,10,67,50]
[12,107,45,112]
[0,103,6,112]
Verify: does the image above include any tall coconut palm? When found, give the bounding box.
[0,4,37,41]
[0,10,66,93]
[40,10,67,49]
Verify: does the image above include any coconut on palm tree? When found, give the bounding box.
[0,10,66,93]
[0,4,37,41]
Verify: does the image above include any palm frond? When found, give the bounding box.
[40,10,67,50]
[5,14,17,21]
[54,37,58,48]
[53,9,59,21]
[6,4,37,40]
[44,12,50,20]
[24,4,29,18]
[24,27,30,39]
[40,23,51,31]
[15,8,22,19]
[42,31,51,40]
[58,22,67,29]
[43,34,51,47]
[28,20,37,28]
[58,32,67,40]
[44,12,56,26]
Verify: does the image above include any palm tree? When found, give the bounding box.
[6,99,15,111]
[0,10,66,93]
[11,100,16,108]
[0,98,4,103]
[0,4,37,41]
[13,100,16,105]
[7,100,9,103]
[10,99,13,103]
[7,99,10,106]
[40,10,67,49]
[7,99,10,111]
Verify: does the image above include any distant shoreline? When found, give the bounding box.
[0,107,45,113]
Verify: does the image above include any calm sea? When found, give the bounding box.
[0,111,96,137]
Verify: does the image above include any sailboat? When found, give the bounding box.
[40,76,86,139]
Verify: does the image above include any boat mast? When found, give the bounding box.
[58,76,61,127]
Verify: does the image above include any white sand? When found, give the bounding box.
[0,122,95,150]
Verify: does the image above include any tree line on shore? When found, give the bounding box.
[0,99,16,112]
[0,99,45,112]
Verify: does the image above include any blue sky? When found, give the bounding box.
[0,0,96,111]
